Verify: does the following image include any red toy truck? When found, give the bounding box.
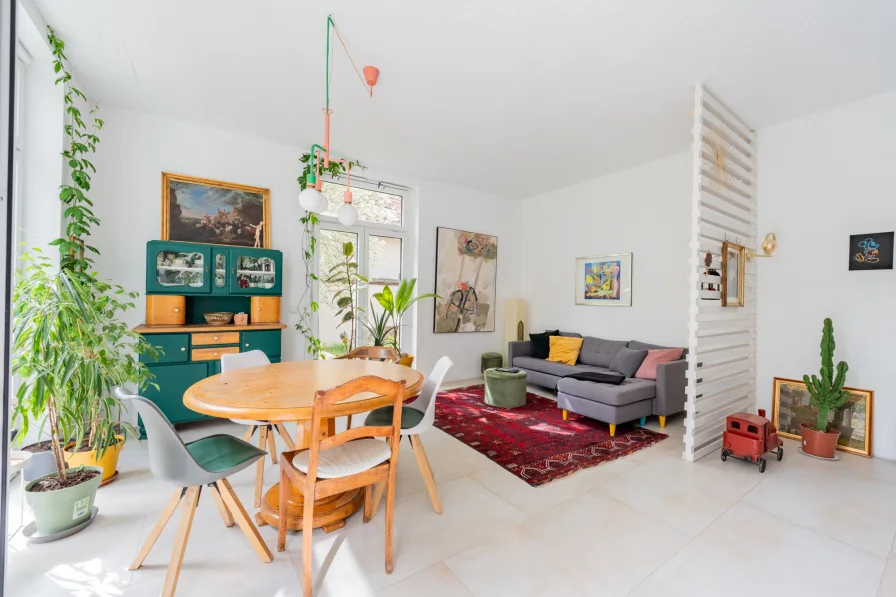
[721,409,783,473]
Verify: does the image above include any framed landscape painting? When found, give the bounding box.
[433,227,498,333]
[771,377,873,457]
[575,253,632,306]
[162,172,270,248]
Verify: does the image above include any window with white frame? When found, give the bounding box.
[316,179,409,357]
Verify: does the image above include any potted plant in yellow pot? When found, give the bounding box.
[800,318,849,460]
[374,278,439,367]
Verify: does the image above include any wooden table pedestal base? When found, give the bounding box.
[255,482,364,533]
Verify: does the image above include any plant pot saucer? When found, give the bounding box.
[22,506,98,544]
[798,447,840,461]
[98,470,119,487]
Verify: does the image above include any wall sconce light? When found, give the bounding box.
[747,233,777,260]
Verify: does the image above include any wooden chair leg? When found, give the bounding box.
[277,466,290,552]
[345,414,353,430]
[130,488,184,570]
[363,483,374,523]
[302,480,316,597]
[410,435,442,514]
[267,426,279,465]
[369,436,397,520]
[384,466,397,574]
[209,483,234,527]
[242,425,256,443]
[275,423,295,451]
[254,426,268,508]
[216,479,273,563]
[161,486,200,597]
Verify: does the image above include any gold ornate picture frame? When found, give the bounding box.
[721,240,745,307]
[162,172,271,248]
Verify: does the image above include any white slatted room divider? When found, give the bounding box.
[684,83,758,462]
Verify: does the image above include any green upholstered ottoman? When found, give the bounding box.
[484,368,527,408]
[481,352,503,373]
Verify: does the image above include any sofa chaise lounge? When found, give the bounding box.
[507,333,687,435]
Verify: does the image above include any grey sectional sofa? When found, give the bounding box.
[507,333,686,435]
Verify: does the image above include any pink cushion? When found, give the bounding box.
[635,348,684,380]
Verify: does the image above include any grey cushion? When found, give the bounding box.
[557,376,657,406]
[579,337,628,367]
[512,356,603,378]
[558,332,583,338]
[609,347,649,377]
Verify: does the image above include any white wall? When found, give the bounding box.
[757,90,896,461]
[415,181,521,381]
[519,153,691,348]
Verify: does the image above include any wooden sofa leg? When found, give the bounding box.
[659,416,666,428]
[562,409,568,421]
[609,424,616,437]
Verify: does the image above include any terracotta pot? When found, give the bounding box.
[800,423,840,459]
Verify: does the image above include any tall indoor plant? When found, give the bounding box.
[800,318,849,459]
[374,278,439,367]
[325,241,367,350]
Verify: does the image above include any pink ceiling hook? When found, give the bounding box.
[363,66,379,97]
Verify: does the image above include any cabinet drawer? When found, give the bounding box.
[191,332,240,346]
[241,330,281,358]
[192,346,240,361]
[140,333,189,364]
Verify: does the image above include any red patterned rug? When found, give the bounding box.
[434,385,667,487]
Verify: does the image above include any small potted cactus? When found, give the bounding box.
[801,318,849,459]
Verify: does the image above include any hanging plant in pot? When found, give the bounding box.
[800,318,849,460]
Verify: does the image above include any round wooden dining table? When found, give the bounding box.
[183,359,424,532]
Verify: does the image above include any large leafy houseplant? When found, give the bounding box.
[325,241,367,350]
[373,278,439,356]
[800,318,849,459]
[358,300,396,347]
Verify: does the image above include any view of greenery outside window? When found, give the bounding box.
[321,181,403,226]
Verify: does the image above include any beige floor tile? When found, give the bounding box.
[375,563,474,597]
[879,555,896,596]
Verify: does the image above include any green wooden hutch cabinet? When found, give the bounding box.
[136,240,285,438]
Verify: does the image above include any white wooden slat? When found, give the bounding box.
[694,396,754,431]
[698,193,756,224]
[688,346,754,367]
[699,165,756,201]
[691,438,724,462]
[698,201,757,231]
[695,334,754,352]
[700,88,757,144]
[699,143,756,184]
[695,369,754,398]
[694,385,754,415]
[693,419,727,448]
[693,359,754,383]
[699,109,757,161]
[699,152,756,192]
[700,182,756,211]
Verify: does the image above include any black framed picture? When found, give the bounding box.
[849,232,893,271]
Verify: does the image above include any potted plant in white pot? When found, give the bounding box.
[12,252,158,536]
[374,278,439,367]
[800,318,849,460]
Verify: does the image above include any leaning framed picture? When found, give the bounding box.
[162,172,271,248]
[575,253,632,307]
[771,377,873,457]
[721,240,745,307]
[433,227,498,333]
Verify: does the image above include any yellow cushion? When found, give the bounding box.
[546,336,584,366]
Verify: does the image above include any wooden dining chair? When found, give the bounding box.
[277,375,405,596]
[221,350,296,508]
[335,346,400,429]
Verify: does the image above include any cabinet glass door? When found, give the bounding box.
[147,242,211,294]
[229,249,282,295]
[211,248,229,295]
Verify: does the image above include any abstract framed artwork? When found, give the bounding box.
[721,240,745,307]
[162,172,270,248]
[574,253,632,307]
[849,231,893,271]
[771,377,873,458]
[433,227,498,333]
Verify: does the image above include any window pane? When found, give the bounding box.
[321,181,402,226]
[368,235,402,282]
[318,229,358,357]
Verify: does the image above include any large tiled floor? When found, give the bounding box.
[6,379,896,596]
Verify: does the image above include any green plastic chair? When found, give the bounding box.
[124,393,274,597]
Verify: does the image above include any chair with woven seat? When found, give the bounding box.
[221,350,296,508]
[335,345,399,429]
[277,375,405,597]
[365,356,453,514]
[123,393,273,597]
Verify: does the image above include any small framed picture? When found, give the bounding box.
[849,232,893,271]
[575,253,632,307]
[721,241,745,307]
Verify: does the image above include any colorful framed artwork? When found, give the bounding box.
[433,227,498,333]
[771,377,873,458]
[721,240,745,307]
[849,231,893,271]
[162,172,270,248]
[575,253,632,307]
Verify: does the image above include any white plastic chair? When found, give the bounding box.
[365,356,453,514]
[221,350,296,508]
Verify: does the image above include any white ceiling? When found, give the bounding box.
[32,0,896,198]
